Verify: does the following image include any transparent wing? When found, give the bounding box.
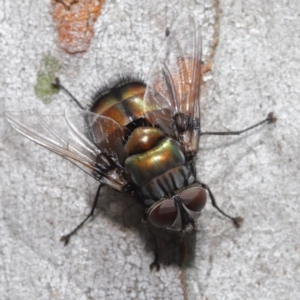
[4,109,127,191]
[144,13,202,155]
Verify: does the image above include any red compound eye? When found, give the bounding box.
[180,187,207,212]
[148,199,177,228]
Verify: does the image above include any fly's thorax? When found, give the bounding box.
[125,127,165,156]
[125,128,189,199]
[138,165,191,200]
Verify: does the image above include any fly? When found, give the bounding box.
[5,13,276,270]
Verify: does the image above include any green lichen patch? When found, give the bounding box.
[35,56,61,104]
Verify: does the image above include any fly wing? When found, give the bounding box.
[5,109,127,191]
[144,13,202,155]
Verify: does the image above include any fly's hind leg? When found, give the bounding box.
[52,77,85,110]
[200,112,276,136]
[61,184,102,245]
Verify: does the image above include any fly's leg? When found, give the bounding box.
[199,182,243,227]
[52,77,85,110]
[61,184,102,245]
[201,112,276,136]
[149,239,160,272]
[142,213,160,271]
[198,113,276,225]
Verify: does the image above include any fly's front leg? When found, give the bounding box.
[142,211,160,271]
[197,113,276,226]
[61,184,102,245]
[201,112,276,136]
[199,182,243,227]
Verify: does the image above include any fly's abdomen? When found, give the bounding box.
[90,82,155,127]
[125,129,188,200]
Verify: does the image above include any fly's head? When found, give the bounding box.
[146,185,207,233]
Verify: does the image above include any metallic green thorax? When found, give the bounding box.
[125,137,185,187]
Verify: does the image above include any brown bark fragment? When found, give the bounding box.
[52,0,104,53]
